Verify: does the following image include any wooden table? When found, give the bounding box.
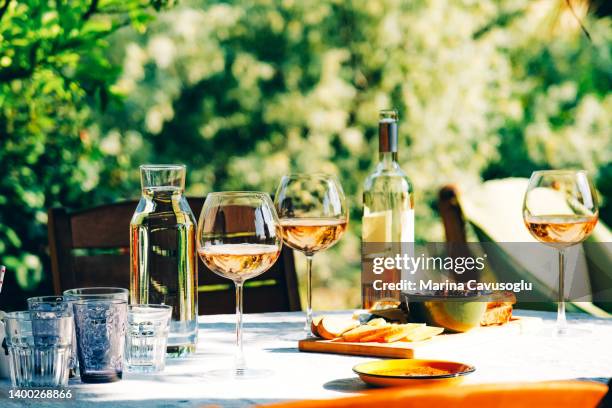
[1,310,610,407]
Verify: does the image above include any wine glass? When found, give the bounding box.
[197,192,282,378]
[274,174,349,336]
[522,170,598,336]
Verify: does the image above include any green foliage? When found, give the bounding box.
[0,0,171,300]
[1,0,610,309]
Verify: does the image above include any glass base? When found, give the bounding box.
[280,312,316,341]
[553,326,591,337]
[80,372,122,383]
[538,325,591,337]
[126,364,164,374]
[204,368,273,380]
[166,344,196,358]
[280,330,314,341]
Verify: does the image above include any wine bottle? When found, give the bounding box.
[362,109,414,309]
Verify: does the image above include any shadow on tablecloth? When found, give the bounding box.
[323,377,370,393]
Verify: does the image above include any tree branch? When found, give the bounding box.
[82,0,98,21]
[473,10,524,40]
[565,0,591,41]
[0,0,12,23]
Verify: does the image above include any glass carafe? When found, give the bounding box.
[130,164,198,357]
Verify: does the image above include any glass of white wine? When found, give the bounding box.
[523,170,598,336]
[275,174,348,336]
[197,192,282,378]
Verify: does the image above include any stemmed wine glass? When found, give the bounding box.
[522,170,598,336]
[197,192,282,378]
[275,174,349,336]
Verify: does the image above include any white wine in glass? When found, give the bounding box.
[523,170,598,336]
[197,192,282,378]
[275,174,348,336]
[523,215,598,248]
[199,244,281,281]
[279,218,347,254]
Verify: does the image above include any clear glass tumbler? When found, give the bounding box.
[62,288,129,378]
[27,296,77,374]
[125,304,172,373]
[27,296,72,316]
[63,287,129,302]
[73,299,128,383]
[4,311,73,388]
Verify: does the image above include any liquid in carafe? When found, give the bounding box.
[130,165,198,357]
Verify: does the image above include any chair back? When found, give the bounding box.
[48,198,301,314]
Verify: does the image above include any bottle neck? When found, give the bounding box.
[140,166,186,192]
[379,151,398,167]
[378,116,398,166]
[142,186,184,198]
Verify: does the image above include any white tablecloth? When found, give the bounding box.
[1,310,611,407]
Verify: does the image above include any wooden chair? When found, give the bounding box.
[438,185,468,243]
[47,198,301,315]
[437,185,482,282]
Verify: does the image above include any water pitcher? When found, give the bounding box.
[130,164,198,357]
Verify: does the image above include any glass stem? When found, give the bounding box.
[304,254,314,332]
[556,249,567,334]
[234,281,245,373]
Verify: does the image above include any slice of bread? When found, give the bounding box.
[316,316,360,340]
[402,326,444,342]
[382,323,425,343]
[366,318,387,327]
[481,304,513,326]
[359,325,397,342]
[310,316,324,337]
[340,324,385,342]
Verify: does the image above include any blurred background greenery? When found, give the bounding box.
[0,0,610,311]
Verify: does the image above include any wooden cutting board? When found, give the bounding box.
[298,317,537,359]
[299,338,422,358]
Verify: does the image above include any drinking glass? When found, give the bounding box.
[62,288,128,377]
[197,192,282,378]
[27,296,72,316]
[523,170,598,336]
[73,299,128,383]
[63,287,129,302]
[4,311,73,387]
[125,304,172,373]
[27,296,77,375]
[274,174,348,335]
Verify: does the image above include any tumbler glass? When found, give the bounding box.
[4,311,73,387]
[62,288,129,378]
[27,296,72,316]
[27,296,77,374]
[63,287,129,302]
[72,299,127,383]
[125,305,172,373]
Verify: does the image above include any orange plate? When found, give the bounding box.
[353,359,475,388]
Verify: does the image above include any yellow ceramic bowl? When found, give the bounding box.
[353,359,475,388]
